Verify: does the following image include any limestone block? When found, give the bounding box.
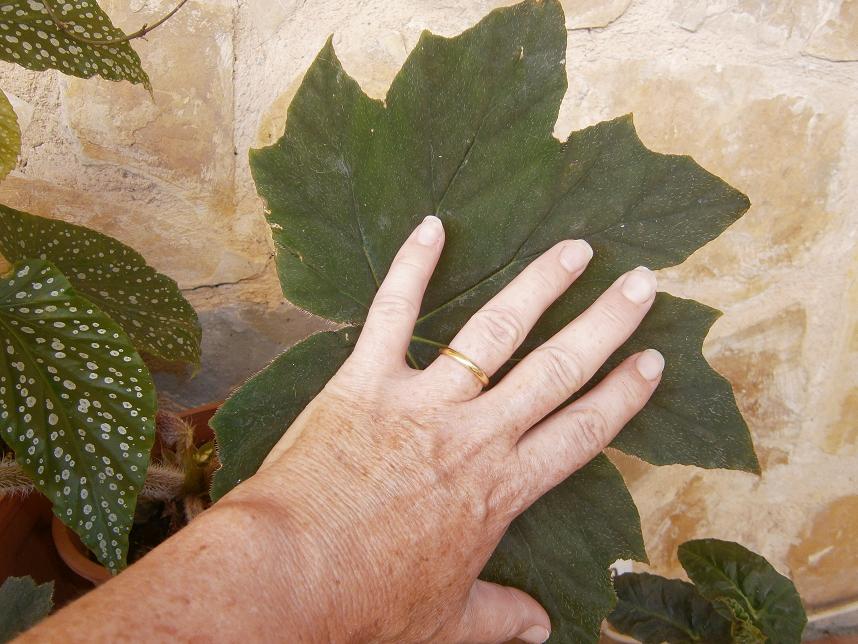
[560,0,631,29]
[805,0,858,61]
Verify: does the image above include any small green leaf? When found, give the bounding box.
[720,596,767,643]
[678,539,807,644]
[0,576,53,643]
[0,204,201,366]
[481,455,646,643]
[608,572,731,643]
[210,328,358,500]
[0,0,149,88]
[0,89,20,182]
[0,259,156,571]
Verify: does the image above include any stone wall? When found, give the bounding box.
[1,0,856,635]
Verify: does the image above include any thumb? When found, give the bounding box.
[453,580,551,644]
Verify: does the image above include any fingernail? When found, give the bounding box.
[636,349,665,380]
[518,625,550,643]
[416,215,443,246]
[559,240,592,272]
[620,266,656,304]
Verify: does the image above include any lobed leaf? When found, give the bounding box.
[228,0,760,640]
[210,328,357,500]
[0,576,53,642]
[0,259,156,571]
[0,89,20,182]
[0,0,149,88]
[608,572,731,643]
[481,455,646,642]
[678,539,807,644]
[250,0,756,472]
[0,204,201,367]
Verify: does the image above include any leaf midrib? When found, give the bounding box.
[684,550,760,624]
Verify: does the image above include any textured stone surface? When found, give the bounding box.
[0,0,857,630]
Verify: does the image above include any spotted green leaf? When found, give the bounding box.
[0,0,149,89]
[0,258,156,571]
[608,573,732,643]
[0,204,201,366]
[221,0,759,640]
[0,576,53,642]
[0,89,20,182]
[678,539,807,644]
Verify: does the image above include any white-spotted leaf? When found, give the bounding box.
[0,0,149,88]
[0,259,156,571]
[0,205,201,366]
[0,89,20,182]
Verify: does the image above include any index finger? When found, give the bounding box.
[352,216,445,368]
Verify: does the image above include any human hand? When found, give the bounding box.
[223,215,663,643]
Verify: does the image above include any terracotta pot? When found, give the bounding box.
[51,402,221,585]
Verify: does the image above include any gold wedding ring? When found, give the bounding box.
[438,346,490,387]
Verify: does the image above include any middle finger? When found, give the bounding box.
[422,240,593,400]
[479,266,658,436]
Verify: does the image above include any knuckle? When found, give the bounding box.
[599,299,633,329]
[528,265,561,296]
[566,407,612,456]
[473,305,526,347]
[371,291,417,320]
[533,344,588,395]
[617,377,645,409]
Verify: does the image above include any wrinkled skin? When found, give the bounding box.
[25,216,663,644]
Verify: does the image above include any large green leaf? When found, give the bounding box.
[678,539,807,644]
[0,259,156,571]
[0,204,201,367]
[217,0,760,640]
[210,328,357,500]
[0,576,53,643]
[481,455,646,642]
[249,0,756,472]
[0,0,149,88]
[607,572,731,643]
[0,89,20,182]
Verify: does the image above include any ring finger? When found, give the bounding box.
[422,240,593,400]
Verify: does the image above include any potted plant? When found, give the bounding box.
[0,0,811,642]
[606,539,807,643]
[0,0,204,581]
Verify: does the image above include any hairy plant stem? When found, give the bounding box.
[41,0,189,46]
[0,460,186,501]
[0,458,34,495]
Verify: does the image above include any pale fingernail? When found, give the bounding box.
[621,266,656,304]
[559,240,592,272]
[416,215,443,246]
[518,625,550,643]
[636,349,665,380]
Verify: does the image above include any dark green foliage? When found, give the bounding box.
[679,539,807,643]
[0,576,53,642]
[609,573,732,643]
[609,539,806,643]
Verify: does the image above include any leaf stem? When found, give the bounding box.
[42,0,189,46]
